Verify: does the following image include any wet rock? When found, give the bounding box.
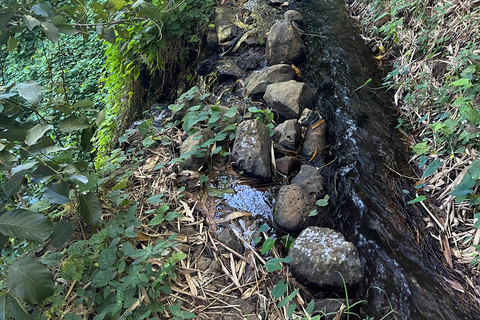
[301,121,327,160]
[298,108,321,127]
[284,10,304,25]
[179,129,214,171]
[314,299,349,320]
[232,119,272,179]
[237,47,264,71]
[215,5,243,44]
[275,156,301,175]
[264,81,315,119]
[273,119,301,150]
[289,227,363,289]
[291,164,325,199]
[266,19,306,65]
[218,228,244,254]
[243,64,296,98]
[205,29,219,51]
[212,56,244,80]
[274,185,317,234]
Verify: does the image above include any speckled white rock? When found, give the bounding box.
[289,226,363,289]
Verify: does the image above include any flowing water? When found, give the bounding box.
[296,0,480,318]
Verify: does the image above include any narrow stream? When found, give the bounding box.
[298,0,480,319]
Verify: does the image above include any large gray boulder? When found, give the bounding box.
[179,129,214,171]
[264,81,315,120]
[231,119,272,179]
[273,119,301,151]
[215,5,242,44]
[301,121,327,159]
[289,227,363,289]
[274,185,317,234]
[284,10,304,25]
[266,19,306,65]
[243,64,296,98]
[291,164,325,199]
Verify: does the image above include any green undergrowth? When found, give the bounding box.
[356,0,480,265]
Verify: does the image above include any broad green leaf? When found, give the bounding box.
[451,178,476,196]
[166,211,182,221]
[57,24,78,35]
[422,159,442,178]
[44,145,71,155]
[51,15,67,25]
[58,116,90,132]
[149,214,165,226]
[261,237,275,254]
[4,169,27,198]
[0,128,28,142]
[0,209,53,242]
[6,256,54,304]
[7,36,17,51]
[11,162,37,175]
[79,192,102,226]
[31,2,51,17]
[272,280,288,298]
[70,174,88,184]
[8,293,30,320]
[65,315,83,320]
[140,2,162,21]
[224,107,237,118]
[278,296,290,308]
[309,209,318,217]
[17,81,43,104]
[77,172,98,192]
[50,221,76,247]
[96,109,106,126]
[41,22,59,43]
[24,15,40,30]
[61,255,84,281]
[98,249,116,269]
[147,194,164,205]
[73,99,94,109]
[25,124,53,146]
[44,180,70,204]
[450,78,469,86]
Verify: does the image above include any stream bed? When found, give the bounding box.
[296,0,479,318]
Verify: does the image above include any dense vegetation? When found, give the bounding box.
[353,0,480,269]
[0,0,214,318]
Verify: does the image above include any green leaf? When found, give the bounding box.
[316,194,330,207]
[450,78,470,86]
[7,36,17,51]
[6,256,54,304]
[0,209,53,242]
[408,196,426,204]
[79,192,102,226]
[50,221,76,247]
[309,209,318,217]
[166,211,182,221]
[200,174,209,184]
[259,224,269,232]
[25,124,53,146]
[58,116,90,132]
[149,214,165,226]
[4,169,27,198]
[107,0,126,10]
[224,107,237,118]
[73,99,94,109]
[272,280,288,298]
[422,159,442,178]
[147,194,164,205]
[41,22,59,43]
[24,15,40,30]
[261,237,275,254]
[44,180,70,204]
[306,299,315,314]
[287,303,296,319]
[96,109,106,126]
[98,249,116,269]
[17,81,43,104]
[76,172,99,192]
[6,292,30,320]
